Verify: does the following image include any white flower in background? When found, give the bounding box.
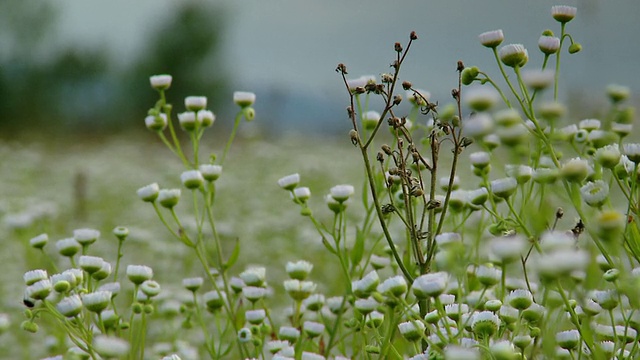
[490,235,527,263]
[302,321,325,338]
[578,118,601,131]
[197,110,215,127]
[463,113,494,138]
[145,113,168,131]
[286,260,313,280]
[239,267,266,287]
[330,184,355,203]
[352,271,379,298]
[346,75,376,90]
[93,336,130,358]
[293,187,311,202]
[362,110,380,130]
[560,157,590,183]
[233,91,256,107]
[57,295,83,317]
[412,272,448,298]
[398,320,426,341]
[556,329,580,350]
[82,291,112,313]
[464,87,500,112]
[606,84,631,103]
[623,143,640,163]
[284,279,316,301]
[137,183,160,202]
[378,275,408,297]
[490,177,517,199]
[580,180,609,207]
[126,265,153,285]
[278,173,300,190]
[180,170,205,190]
[177,111,198,131]
[149,74,172,90]
[200,164,222,182]
[185,96,207,111]
[24,269,48,286]
[469,151,491,169]
[521,69,554,90]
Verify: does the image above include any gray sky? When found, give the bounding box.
[50,0,640,132]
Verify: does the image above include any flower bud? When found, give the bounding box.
[478,29,504,48]
[180,170,204,190]
[29,233,48,249]
[538,35,560,54]
[158,189,181,208]
[137,183,160,202]
[499,44,528,68]
[145,114,168,131]
[56,238,81,257]
[82,291,112,313]
[185,96,207,111]
[178,111,198,131]
[149,74,172,90]
[233,91,256,107]
[126,265,153,285]
[568,43,582,54]
[197,110,215,127]
[551,5,577,23]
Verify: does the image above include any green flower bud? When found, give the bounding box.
[461,67,479,85]
[568,43,582,54]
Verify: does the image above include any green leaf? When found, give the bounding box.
[223,239,240,271]
[322,237,337,254]
[350,226,366,267]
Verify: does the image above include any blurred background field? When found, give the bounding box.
[1,1,640,358]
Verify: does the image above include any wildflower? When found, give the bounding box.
[200,164,222,182]
[126,265,153,285]
[490,235,527,264]
[292,187,311,202]
[279,326,301,342]
[82,291,112,313]
[521,69,555,90]
[149,74,172,90]
[366,310,384,328]
[180,170,204,190]
[498,305,519,324]
[369,254,390,269]
[29,233,48,250]
[184,96,207,111]
[539,231,574,251]
[286,260,313,280]
[499,44,528,67]
[435,232,462,248]
[606,84,631,103]
[507,289,533,310]
[398,320,426,341]
[284,279,316,301]
[182,277,203,292]
[497,123,529,147]
[595,210,625,242]
[472,311,500,337]
[505,164,533,184]
[93,336,130,358]
[233,91,256,107]
[623,143,640,163]
[494,108,522,127]
[26,279,52,300]
[538,35,560,54]
[556,329,580,350]
[242,286,267,303]
[444,345,480,360]
[560,157,590,183]
[140,280,161,297]
[57,295,83,317]
[240,267,266,287]
[535,249,589,280]
[237,327,252,343]
[330,184,354,203]
[612,122,633,138]
[24,269,48,286]
[177,111,198,131]
[490,340,516,360]
[352,271,380,298]
[490,177,517,199]
[245,309,266,325]
[464,87,500,112]
[478,29,504,48]
[301,352,325,360]
[591,289,618,310]
[194,110,215,128]
[74,230,100,249]
[157,189,181,208]
[476,264,501,287]
[551,5,577,23]
[412,272,448,299]
[50,273,74,293]
[463,113,494,138]
[326,296,346,314]
[533,167,559,184]
[137,183,160,202]
[56,238,81,257]
[538,101,566,120]
[203,290,227,311]
[303,321,325,338]
[469,151,491,169]
[79,255,105,275]
[580,180,609,207]
[579,118,601,131]
[267,340,290,354]
[145,114,168,131]
[362,110,380,130]
[445,304,469,321]
[354,297,379,315]
[377,275,407,297]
